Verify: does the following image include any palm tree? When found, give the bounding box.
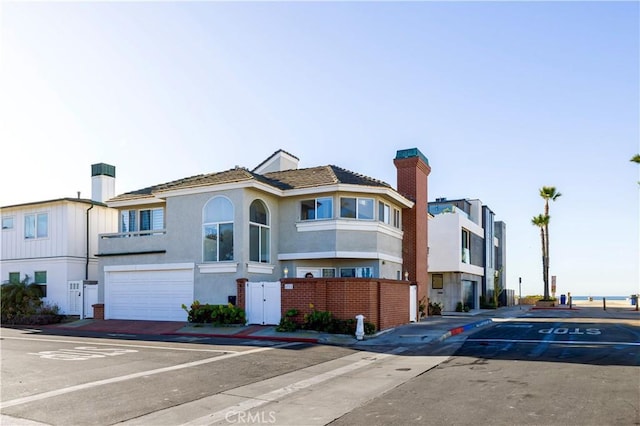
[532,214,550,299]
[631,154,640,163]
[539,186,561,299]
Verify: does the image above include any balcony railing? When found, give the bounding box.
[98,229,168,256]
[100,229,167,239]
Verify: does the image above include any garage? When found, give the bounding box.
[104,263,194,321]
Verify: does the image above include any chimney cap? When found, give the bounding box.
[92,163,115,178]
[395,148,429,166]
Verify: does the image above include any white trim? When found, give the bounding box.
[107,198,166,208]
[158,181,282,199]
[104,263,194,272]
[197,263,239,274]
[135,181,413,209]
[247,264,275,274]
[296,219,403,238]
[278,251,402,264]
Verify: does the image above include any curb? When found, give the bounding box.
[436,319,494,342]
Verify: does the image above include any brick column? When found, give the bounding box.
[394,148,431,308]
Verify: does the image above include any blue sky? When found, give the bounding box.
[1,1,638,297]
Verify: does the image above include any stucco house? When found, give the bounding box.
[427,197,507,311]
[97,149,431,323]
[0,164,119,316]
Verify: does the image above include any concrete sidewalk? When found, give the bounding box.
[39,305,537,346]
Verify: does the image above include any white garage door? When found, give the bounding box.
[105,264,194,321]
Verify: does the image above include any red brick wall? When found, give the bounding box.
[255,278,411,331]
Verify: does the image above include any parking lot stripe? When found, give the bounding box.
[0,342,299,410]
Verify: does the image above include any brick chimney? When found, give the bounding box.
[91,163,115,203]
[394,148,431,307]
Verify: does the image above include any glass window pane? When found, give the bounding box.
[203,225,218,261]
[219,223,234,261]
[250,200,268,225]
[140,210,151,231]
[340,268,356,278]
[204,197,233,223]
[340,198,356,218]
[260,226,270,263]
[2,217,14,229]
[24,215,35,239]
[34,271,47,284]
[249,224,259,262]
[322,268,336,278]
[358,199,374,220]
[36,214,48,238]
[316,197,333,219]
[301,200,315,220]
[9,272,20,284]
[152,209,164,230]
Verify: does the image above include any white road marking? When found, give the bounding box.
[2,336,236,353]
[466,338,640,346]
[181,347,408,426]
[0,342,300,410]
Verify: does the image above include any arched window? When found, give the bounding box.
[249,199,270,263]
[203,197,234,262]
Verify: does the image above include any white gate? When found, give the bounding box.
[409,284,418,322]
[68,281,99,318]
[68,281,82,315]
[83,282,98,319]
[245,281,281,325]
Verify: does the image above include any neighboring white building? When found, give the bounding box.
[0,164,119,316]
[427,198,506,311]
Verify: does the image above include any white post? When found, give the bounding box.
[355,314,365,340]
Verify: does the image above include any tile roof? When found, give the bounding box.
[108,165,391,203]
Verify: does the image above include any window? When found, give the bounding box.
[203,197,234,262]
[34,271,46,284]
[120,208,164,233]
[9,272,20,284]
[34,271,47,296]
[249,200,270,263]
[321,268,336,278]
[340,197,374,220]
[340,267,373,278]
[301,197,333,220]
[2,217,14,230]
[393,209,401,228]
[378,202,391,224]
[432,274,444,289]
[462,228,470,263]
[24,213,48,239]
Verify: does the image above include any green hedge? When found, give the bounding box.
[181,301,246,325]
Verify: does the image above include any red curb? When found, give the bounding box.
[164,332,318,344]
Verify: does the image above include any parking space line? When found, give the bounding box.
[0,342,300,410]
[2,336,237,353]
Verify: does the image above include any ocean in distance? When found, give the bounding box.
[571,296,633,301]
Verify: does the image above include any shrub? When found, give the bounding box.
[276,309,299,332]
[299,308,376,335]
[181,301,246,325]
[0,278,62,325]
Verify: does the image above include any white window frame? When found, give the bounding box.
[2,216,14,230]
[24,213,48,239]
[340,197,374,220]
[339,267,373,278]
[120,208,164,233]
[378,201,391,224]
[203,196,234,262]
[249,200,270,264]
[301,197,333,221]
